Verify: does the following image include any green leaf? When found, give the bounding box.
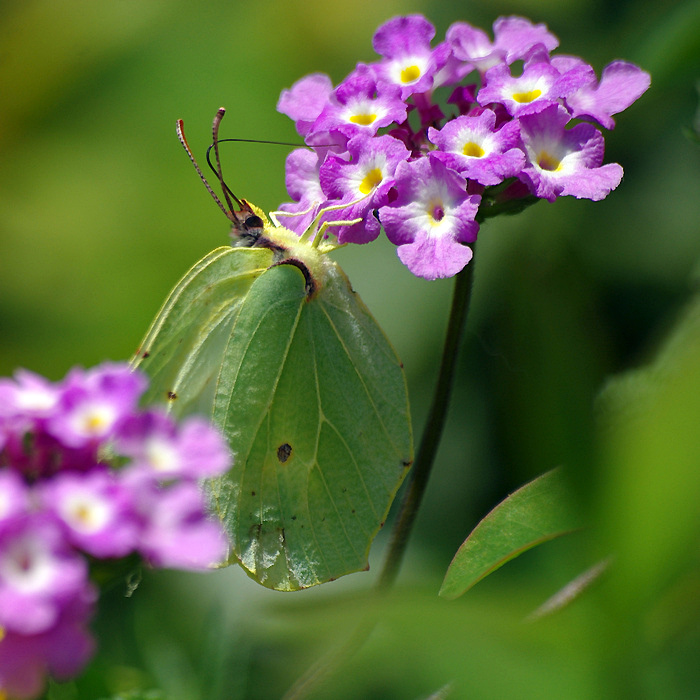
[439,469,582,600]
[133,205,413,590]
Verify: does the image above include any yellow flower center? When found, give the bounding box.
[512,89,542,103]
[86,415,106,431]
[537,151,562,171]
[359,168,383,195]
[80,408,112,436]
[400,65,421,83]
[73,503,94,527]
[462,141,485,158]
[349,113,377,126]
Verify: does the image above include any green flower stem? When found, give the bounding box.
[377,254,477,591]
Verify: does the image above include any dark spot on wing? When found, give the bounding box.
[167,391,177,401]
[277,443,292,463]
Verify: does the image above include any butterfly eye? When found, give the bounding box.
[245,215,264,229]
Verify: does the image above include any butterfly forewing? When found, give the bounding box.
[132,246,273,417]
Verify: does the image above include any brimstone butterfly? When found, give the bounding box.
[131,109,413,590]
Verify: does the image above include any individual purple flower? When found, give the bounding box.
[478,48,591,118]
[447,16,559,74]
[319,133,410,243]
[0,370,61,421]
[309,64,407,139]
[0,585,95,700]
[319,134,409,202]
[379,156,480,280]
[116,410,230,481]
[428,109,526,186]
[557,58,651,129]
[277,73,334,137]
[134,481,228,569]
[490,16,559,60]
[371,15,452,99]
[48,364,146,449]
[517,104,623,202]
[0,515,90,636]
[39,469,139,558]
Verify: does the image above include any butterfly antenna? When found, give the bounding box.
[205,137,304,209]
[205,145,239,203]
[212,108,244,213]
[204,134,334,205]
[176,117,232,220]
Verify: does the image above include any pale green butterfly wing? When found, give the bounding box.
[133,246,273,415]
[209,261,412,589]
[133,231,413,590]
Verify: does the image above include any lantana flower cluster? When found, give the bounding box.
[276,15,650,280]
[0,362,230,699]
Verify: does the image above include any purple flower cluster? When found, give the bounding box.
[0,363,230,698]
[276,15,650,280]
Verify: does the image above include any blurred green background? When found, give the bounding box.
[2,0,700,698]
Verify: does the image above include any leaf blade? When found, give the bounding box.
[439,469,582,600]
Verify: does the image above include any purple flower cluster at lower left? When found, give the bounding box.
[0,362,231,699]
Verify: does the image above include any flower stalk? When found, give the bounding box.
[378,248,477,591]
